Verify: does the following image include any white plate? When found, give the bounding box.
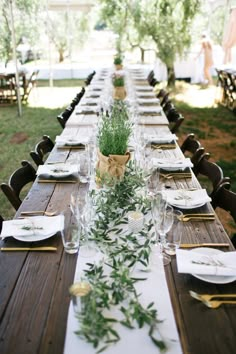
[14,231,55,242]
[191,248,236,284]
[170,201,206,209]
[11,215,64,242]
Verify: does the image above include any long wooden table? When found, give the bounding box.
[0,68,236,354]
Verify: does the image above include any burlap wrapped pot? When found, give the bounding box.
[113,86,126,100]
[115,64,123,70]
[96,150,131,182]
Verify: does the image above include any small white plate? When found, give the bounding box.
[170,201,206,210]
[191,248,236,284]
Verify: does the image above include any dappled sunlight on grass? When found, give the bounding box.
[173,82,218,108]
[27,86,82,109]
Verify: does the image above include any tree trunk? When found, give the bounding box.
[167,65,175,87]
[140,48,145,63]
[59,49,64,63]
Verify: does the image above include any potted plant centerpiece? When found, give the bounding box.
[113,54,123,70]
[96,101,131,184]
[112,71,126,100]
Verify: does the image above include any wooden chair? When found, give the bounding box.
[147,70,154,83]
[1,160,36,210]
[165,107,184,133]
[57,106,74,129]
[84,71,96,86]
[0,214,3,233]
[70,87,85,109]
[213,183,236,247]
[212,181,235,215]
[30,135,54,166]
[156,89,170,106]
[181,133,206,173]
[181,133,202,154]
[194,154,231,205]
[22,70,39,103]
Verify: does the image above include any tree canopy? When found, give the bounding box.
[99,0,201,85]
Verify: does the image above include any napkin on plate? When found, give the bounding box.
[0,215,64,239]
[138,106,162,115]
[135,86,153,92]
[151,157,193,170]
[176,249,236,276]
[162,189,211,208]
[137,98,160,105]
[144,133,178,144]
[55,135,89,148]
[75,106,97,114]
[37,164,78,179]
[138,115,169,125]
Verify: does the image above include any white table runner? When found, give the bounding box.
[63,250,182,354]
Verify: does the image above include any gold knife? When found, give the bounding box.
[180,243,229,248]
[0,247,57,251]
[38,180,77,183]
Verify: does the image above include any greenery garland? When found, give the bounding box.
[74,162,167,353]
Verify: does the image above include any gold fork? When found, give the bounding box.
[189,290,236,302]
[20,211,57,217]
[203,300,236,309]
[180,215,215,222]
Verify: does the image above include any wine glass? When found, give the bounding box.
[152,196,173,265]
[164,210,183,256]
[70,191,98,258]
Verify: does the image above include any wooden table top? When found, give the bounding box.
[0,70,236,354]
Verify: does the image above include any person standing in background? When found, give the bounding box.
[197,33,214,85]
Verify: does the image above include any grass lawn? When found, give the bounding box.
[0,105,63,218]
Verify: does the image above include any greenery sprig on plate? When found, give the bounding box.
[74,163,167,353]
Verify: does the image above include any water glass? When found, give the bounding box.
[61,223,80,254]
[164,210,183,256]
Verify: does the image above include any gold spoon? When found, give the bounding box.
[203,300,236,309]
[189,290,236,302]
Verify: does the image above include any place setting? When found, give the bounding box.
[36,163,79,183]
[0,214,64,251]
[145,132,178,149]
[55,135,89,149]
[151,155,193,179]
[176,246,236,284]
[162,188,212,210]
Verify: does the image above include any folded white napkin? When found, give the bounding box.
[135,86,153,91]
[139,106,162,114]
[75,105,97,114]
[37,164,78,178]
[162,189,211,207]
[1,215,64,239]
[176,249,236,276]
[138,115,169,125]
[151,157,193,170]
[55,135,89,147]
[144,133,178,144]
[136,92,156,98]
[137,98,160,105]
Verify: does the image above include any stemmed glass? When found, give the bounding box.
[151,195,174,265]
[70,191,98,258]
